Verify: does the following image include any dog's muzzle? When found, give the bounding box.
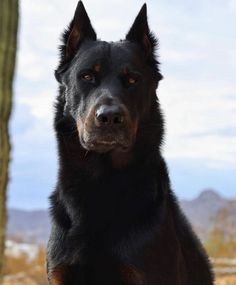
[78,102,136,153]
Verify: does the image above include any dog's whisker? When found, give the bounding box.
[84,150,89,158]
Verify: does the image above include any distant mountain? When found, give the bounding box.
[180,189,236,241]
[7,209,50,245]
[7,190,236,244]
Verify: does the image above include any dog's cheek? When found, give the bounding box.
[132,119,138,140]
[73,99,87,130]
[82,103,97,132]
[76,110,93,145]
[76,113,87,139]
[76,121,81,136]
[126,116,138,143]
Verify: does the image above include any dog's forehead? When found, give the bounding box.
[76,41,109,63]
[75,40,144,70]
[110,41,143,67]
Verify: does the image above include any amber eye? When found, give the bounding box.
[128,77,137,84]
[82,74,94,81]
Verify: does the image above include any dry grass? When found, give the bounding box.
[215,274,236,285]
[3,272,38,285]
[2,247,236,285]
[3,274,236,285]
[2,248,47,285]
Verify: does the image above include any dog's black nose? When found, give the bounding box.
[95,105,125,126]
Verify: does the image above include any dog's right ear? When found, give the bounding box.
[66,1,96,58]
[55,1,96,83]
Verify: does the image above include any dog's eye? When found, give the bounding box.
[128,77,137,84]
[82,73,94,82]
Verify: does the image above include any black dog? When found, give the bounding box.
[47,2,214,284]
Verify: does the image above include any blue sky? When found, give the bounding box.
[8,0,236,209]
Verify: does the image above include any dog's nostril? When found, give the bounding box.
[98,114,109,124]
[95,105,125,126]
[113,115,123,124]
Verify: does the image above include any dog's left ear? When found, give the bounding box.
[126,3,156,56]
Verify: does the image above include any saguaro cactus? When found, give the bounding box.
[0,0,18,280]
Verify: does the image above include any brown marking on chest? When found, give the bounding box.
[49,265,68,285]
[120,264,146,285]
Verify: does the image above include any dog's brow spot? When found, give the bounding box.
[123,67,129,75]
[94,64,101,72]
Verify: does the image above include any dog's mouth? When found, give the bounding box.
[80,130,133,153]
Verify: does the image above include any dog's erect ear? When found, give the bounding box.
[66,1,96,58]
[126,4,156,56]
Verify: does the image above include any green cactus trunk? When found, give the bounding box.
[0,0,18,281]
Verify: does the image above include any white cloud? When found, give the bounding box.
[164,135,236,168]
[159,78,236,168]
[17,90,55,122]
[229,0,236,8]
[160,49,207,62]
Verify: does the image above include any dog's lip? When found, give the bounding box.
[96,140,117,145]
[80,136,132,152]
[88,140,130,149]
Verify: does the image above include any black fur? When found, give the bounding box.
[47,2,214,284]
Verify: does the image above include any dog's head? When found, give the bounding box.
[55,1,162,153]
